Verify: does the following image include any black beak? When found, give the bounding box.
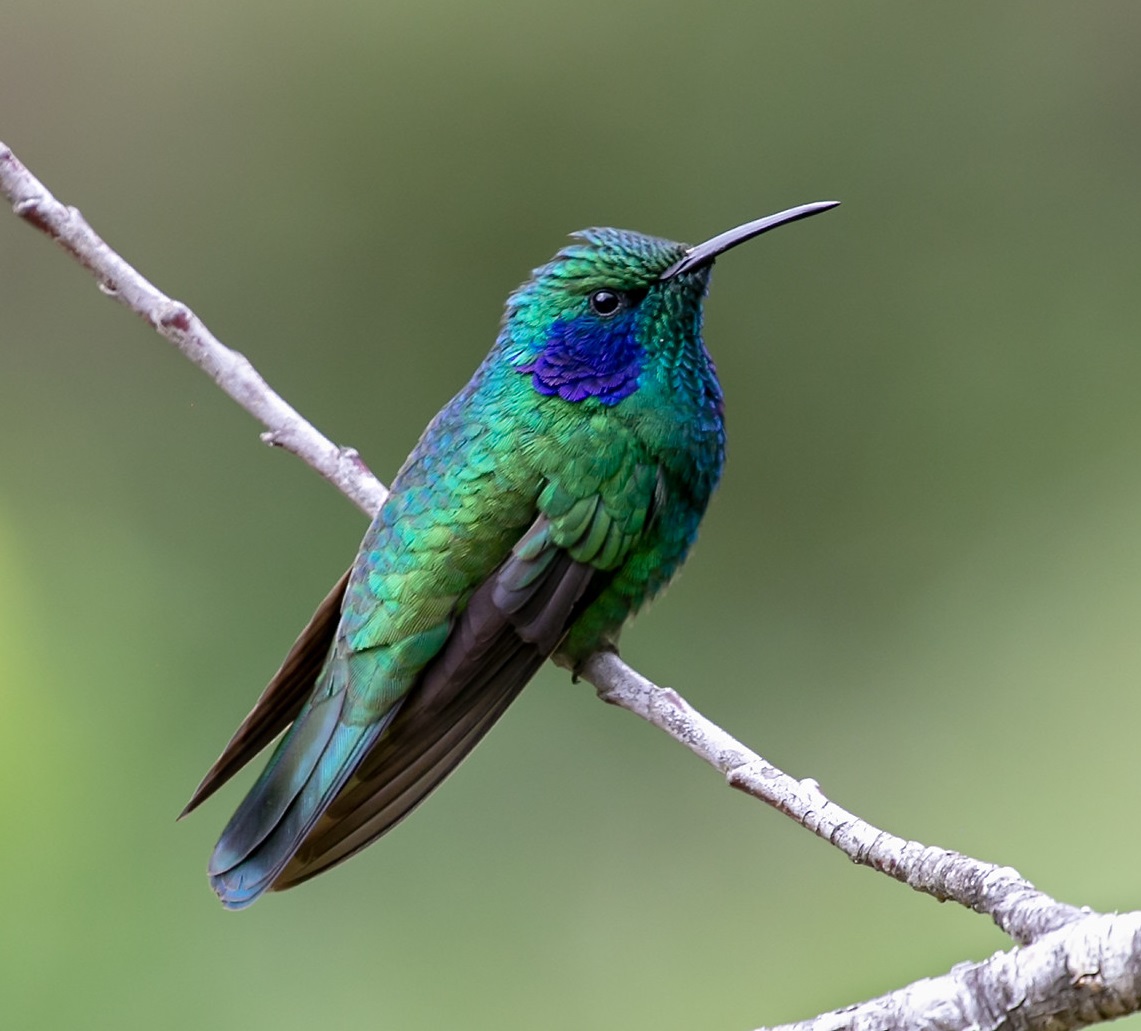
[659,201,840,280]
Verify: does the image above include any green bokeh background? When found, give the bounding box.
[3,4,1141,1029]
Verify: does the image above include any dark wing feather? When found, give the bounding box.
[272,517,606,891]
[180,569,351,818]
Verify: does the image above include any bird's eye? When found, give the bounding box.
[588,289,623,317]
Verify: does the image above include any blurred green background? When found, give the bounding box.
[3,3,1141,1029]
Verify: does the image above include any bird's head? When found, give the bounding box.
[500,203,838,406]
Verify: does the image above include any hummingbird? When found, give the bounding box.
[182,201,838,908]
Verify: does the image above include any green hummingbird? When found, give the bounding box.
[183,201,838,908]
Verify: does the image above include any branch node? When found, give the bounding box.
[13,197,52,235]
[157,302,193,334]
[726,759,762,792]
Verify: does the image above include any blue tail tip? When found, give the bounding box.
[210,870,270,910]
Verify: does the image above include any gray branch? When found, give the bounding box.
[0,144,385,520]
[766,913,1141,1031]
[576,651,1085,947]
[3,139,1135,1031]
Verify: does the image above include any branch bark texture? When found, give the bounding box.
[2,139,1135,1031]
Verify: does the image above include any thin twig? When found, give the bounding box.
[0,143,386,519]
[4,138,1136,1031]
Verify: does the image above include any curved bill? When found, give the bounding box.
[660,200,840,280]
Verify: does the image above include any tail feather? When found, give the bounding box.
[274,643,543,889]
[194,510,617,907]
[272,544,602,890]
[207,687,397,909]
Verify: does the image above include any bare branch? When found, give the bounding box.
[0,142,386,519]
[4,138,1136,1031]
[760,912,1141,1031]
[576,650,1084,946]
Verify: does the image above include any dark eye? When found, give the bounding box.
[588,289,623,317]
